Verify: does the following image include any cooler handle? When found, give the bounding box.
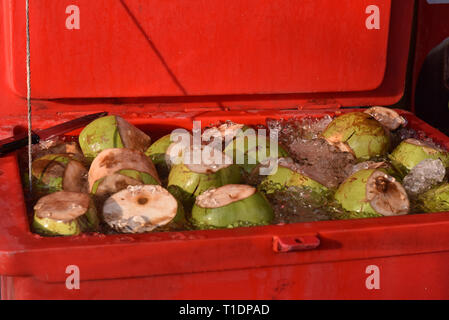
[273,235,320,253]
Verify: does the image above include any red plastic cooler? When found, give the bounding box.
[2,0,449,300]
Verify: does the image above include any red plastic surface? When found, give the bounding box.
[5,0,391,99]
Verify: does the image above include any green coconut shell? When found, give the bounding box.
[334,169,386,217]
[79,115,151,161]
[389,139,449,177]
[262,165,328,194]
[145,134,172,165]
[418,184,449,213]
[322,112,390,160]
[191,188,274,228]
[167,163,242,203]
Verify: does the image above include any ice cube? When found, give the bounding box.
[402,159,446,196]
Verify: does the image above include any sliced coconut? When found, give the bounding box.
[196,184,256,209]
[62,160,88,193]
[103,185,178,233]
[93,173,143,197]
[116,116,151,153]
[364,106,407,130]
[34,191,91,221]
[366,170,409,216]
[183,145,233,174]
[88,148,160,190]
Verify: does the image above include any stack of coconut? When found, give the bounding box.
[28,107,449,236]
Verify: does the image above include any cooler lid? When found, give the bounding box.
[3,0,413,107]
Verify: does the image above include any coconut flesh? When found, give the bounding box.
[103,185,178,233]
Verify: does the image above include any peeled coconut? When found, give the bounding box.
[32,191,99,236]
[322,112,390,160]
[102,185,179,233]
[418,184,449,213]
[31,154,88,195]
[167,146,242,204]
[334,169,409,218]
[224,132,289,173]
[79,115,151,160]
[261,158,328,194]
[364,106,407,131]
[389,138,449,177]
[191,184,274,228]
[88,148,160,198]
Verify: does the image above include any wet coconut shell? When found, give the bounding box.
[322,112,390,160]
[191,184,274,228]
[335,169,409,217]
[79,115,151,160]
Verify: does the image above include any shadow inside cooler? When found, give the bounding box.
[3,0,449,300]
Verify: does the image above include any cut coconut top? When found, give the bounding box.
[102,185,178,232]
[182,145,233,174]
[196,184,256,208]
[366,170,409,216]
[116,116,151,153]
[34,191,91,221]
[364,106,407,130]
[88,148,159,190]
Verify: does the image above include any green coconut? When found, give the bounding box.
[322,112,390,160]
[417,184,449,213]
[261,158,328,194]
[167,146,242,205]
[30,154,88,195]
[191,184,274,228]
[145,134,172,166]
[224,132,289,173]
[389,138,449,177]
[32,191,99,236]
[79,115,151,161]
[88,148,160,199]
[102,185,179,233]
[334,169,409,218]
